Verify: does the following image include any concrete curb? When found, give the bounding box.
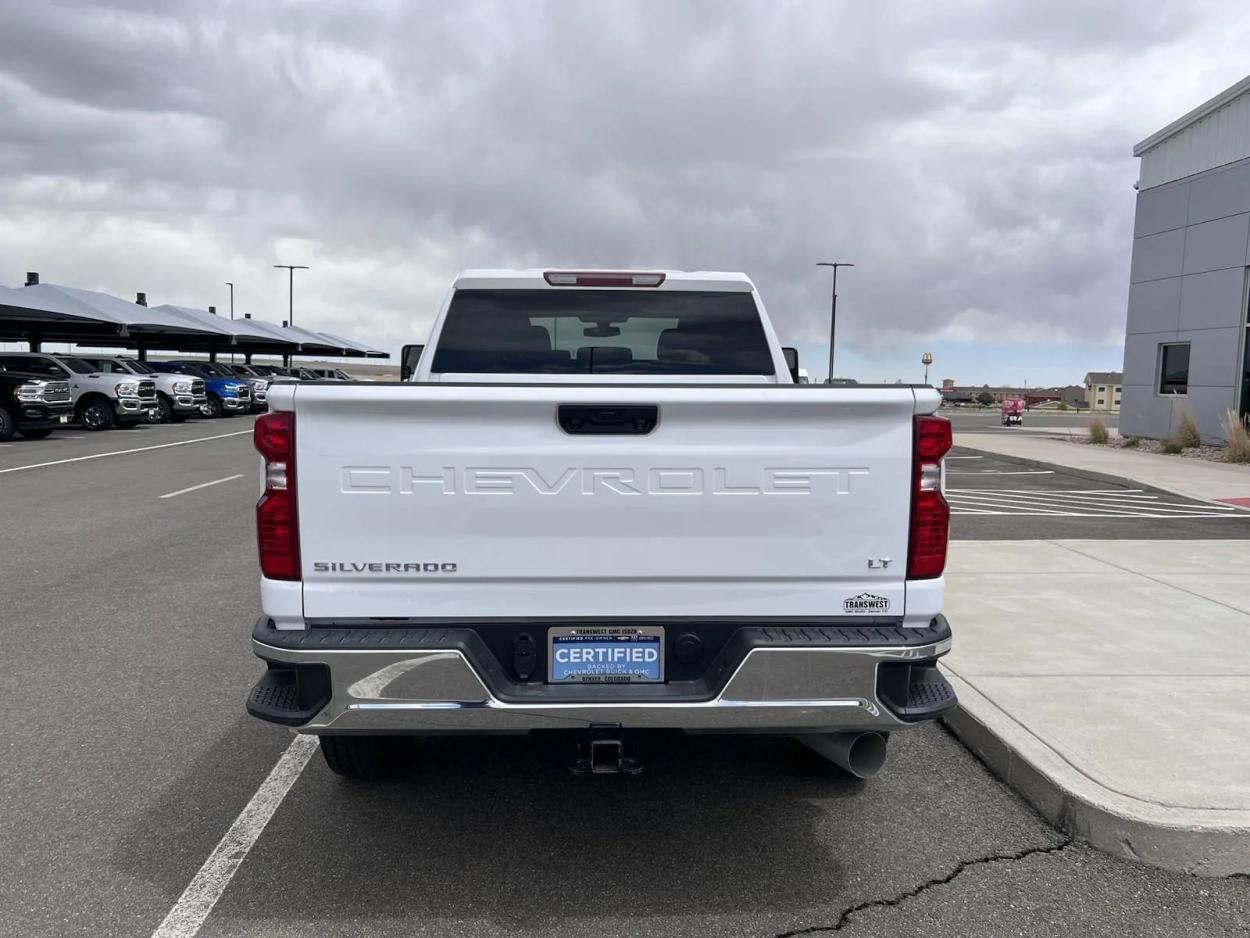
[941,669,1250,877]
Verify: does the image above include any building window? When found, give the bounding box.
[1159,343,1190,395]
[1097,398,1105,405]
[1098,386,1106,392]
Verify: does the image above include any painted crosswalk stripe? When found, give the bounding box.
[948,489,1239,514]
[947,486,1247,518]
[947,470,1054,476]
[948,488,1238,509]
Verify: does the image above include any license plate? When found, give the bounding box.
[548,626,664,684]
[59,415,70,423]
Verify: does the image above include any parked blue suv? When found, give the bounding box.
[148,361,252,418]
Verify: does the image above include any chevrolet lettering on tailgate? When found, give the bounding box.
[339,465,870,496]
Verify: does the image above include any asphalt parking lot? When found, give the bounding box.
[943,409,1120,434]
[948,447,1250,540]
[2,421,1247,937]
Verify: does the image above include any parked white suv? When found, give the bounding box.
[244,270,956,781]
[0,352,158,430]
[72,356,206,423]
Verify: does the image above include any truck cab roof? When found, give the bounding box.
[451,269,756,292]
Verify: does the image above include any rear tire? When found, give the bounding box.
[18,428,54,440]
[319,735,411,780]
[0,408,15,442]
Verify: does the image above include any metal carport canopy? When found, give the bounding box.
[230,317,344,356]
[316,331,390,359]
[279,322,356,356]
[0,283,134,346]
[153,305,298,355]
[0,282,229,352]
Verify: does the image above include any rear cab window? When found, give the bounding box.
[430,289,775,376]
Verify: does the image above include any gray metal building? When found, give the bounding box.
[1120,75,1250,442]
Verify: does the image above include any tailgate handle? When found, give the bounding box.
[558,404,658,435]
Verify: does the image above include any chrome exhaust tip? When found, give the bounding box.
[795,731,889,779]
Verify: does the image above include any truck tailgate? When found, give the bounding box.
[292,384,922,620]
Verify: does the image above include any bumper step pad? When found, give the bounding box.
[877,661,958,721]
[246,663,331,726]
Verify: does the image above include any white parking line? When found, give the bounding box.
[947,470,1055,476]
[970,492,1145,500]
[951,508,1247,518]
[150,734,317,938]
[948,495,1074,516]
[158,474,246,499]
[0,429,252,474]
[945,455,983,460]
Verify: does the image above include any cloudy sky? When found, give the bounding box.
[1,0,1248,384]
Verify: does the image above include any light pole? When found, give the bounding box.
[816,261,854,382]
[922,351,933,385]
[273,264,309,327]
[224,282,236,363]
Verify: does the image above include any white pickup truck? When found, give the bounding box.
[246,269,955,780]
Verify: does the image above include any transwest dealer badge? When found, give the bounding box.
[844,593,890,614]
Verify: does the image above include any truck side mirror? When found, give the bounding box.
[400,344,424,381]
[781,347,800,383]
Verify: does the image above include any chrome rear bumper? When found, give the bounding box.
[248,618,955,734]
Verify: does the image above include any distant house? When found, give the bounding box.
[1084,372,1123,412]
[942,384,1085,407]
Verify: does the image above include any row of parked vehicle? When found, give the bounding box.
[0,351,355,441]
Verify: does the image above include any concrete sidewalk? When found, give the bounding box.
[955,431,1250,505]
[942,539,1250,876]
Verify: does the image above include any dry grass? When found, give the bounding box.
[1087,417,1109,444]
[1123,435,1141,448]
[1162,440,1184,454]
[1174,407,1202,448]
[1226,409,1250,464]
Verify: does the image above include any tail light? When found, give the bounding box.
[254,411,300,580]
[907,415,952,579]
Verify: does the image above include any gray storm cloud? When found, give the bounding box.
[0,0,1247,367]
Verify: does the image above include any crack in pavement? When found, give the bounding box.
[771,838,1076,936]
